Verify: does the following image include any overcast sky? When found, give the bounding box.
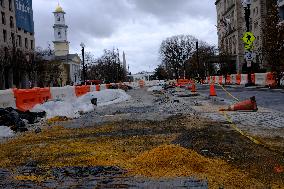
[33,0,218,74]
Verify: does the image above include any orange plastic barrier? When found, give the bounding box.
[139,80,145,88]
[212,76,216,83]
[177,79,190,85]
[13,88,42,112]
[218,76,223,85]
[251,74,255,84]
[38,88,52,104]
[75,85,90,97]
[266,72,277,88]
[106,84,111,89]
[236,74,241,85]
[96,85,101,91]
[226,75,232,85]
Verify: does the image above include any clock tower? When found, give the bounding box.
[53,4,69,56]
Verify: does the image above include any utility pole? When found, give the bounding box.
[80,43,86,84]
[196,41,200,81]
[242,0,254,86]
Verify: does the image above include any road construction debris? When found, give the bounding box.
[0,86,284,188]
[0,107,46,132]
[220,96,258,112]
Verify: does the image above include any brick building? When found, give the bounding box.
[0,0,34,89]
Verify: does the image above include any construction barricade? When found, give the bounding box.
[255,73,267,86]
[218,76,223,85]
[0,89,16,108]
[100,84,107,90]
[75,85,90,97]
[236,74,241,85]
[226,75,232,85]
[251,74,256,84]
[177,79,190,86]
[210,76,216,84]
[50,86,76,101]
[231,74,237,85]
[266,72,277,88]
[96,85,101,91]
[13,88,40,112]
[139,80,145,88]
[90,85,97,92]
[37,88,52,104]
[241,74,248,85]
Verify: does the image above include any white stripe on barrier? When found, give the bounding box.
[231,74,237,85]
[214,76,219,84]
[50,86,76,101]
[100,84,107,90]
[255,73,267,86]
[240,74,248,85]
[90,85,97,92]
[0,89,16,108]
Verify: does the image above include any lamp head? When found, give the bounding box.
[80,42,85,48]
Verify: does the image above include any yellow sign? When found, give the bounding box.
[245,44,254,50]
[242,32,255,45]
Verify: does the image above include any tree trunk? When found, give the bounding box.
[0,67,5,90]
[7,68,13,89]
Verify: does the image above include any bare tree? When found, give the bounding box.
[159,35,197,80]
[262,0,284,87]
[86,48,126,83]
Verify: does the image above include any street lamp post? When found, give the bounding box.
[196,41,200,82]
[80,42,86,84]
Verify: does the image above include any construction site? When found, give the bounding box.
[0,80,284,188]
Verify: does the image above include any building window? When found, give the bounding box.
[0,0,3,7]
[3,29,6,42]
[58,31,61,38]
[25,38,28,48]
[8,0,12,11]
[11,32,15,46]
[1,11,5,25]
[10,16,13,28]
[17,35,22,47]
[30,40,33,50]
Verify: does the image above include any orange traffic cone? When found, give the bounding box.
[220,96,258,112]
[210,83,217,96]
[191,83,197,93]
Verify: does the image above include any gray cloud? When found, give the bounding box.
[33,0,217,74]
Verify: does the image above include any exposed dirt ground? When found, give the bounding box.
[0,87,284,188]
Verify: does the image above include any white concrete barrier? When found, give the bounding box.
[255,73,267,86]
[100,84,107,90]
[50,86,76,101]
[241,74,248,85]
[231,74,237,85]
[90,85,97,92]
[281,76,284,86]
[0,89,16,108]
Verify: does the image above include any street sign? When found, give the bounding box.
[245,44,254,50]
[244,51,253,61]
[247,60,252,67]
[242,32,255,45]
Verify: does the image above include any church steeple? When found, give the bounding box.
[53,3,69,56]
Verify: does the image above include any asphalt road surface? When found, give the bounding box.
[197,85,284,112]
